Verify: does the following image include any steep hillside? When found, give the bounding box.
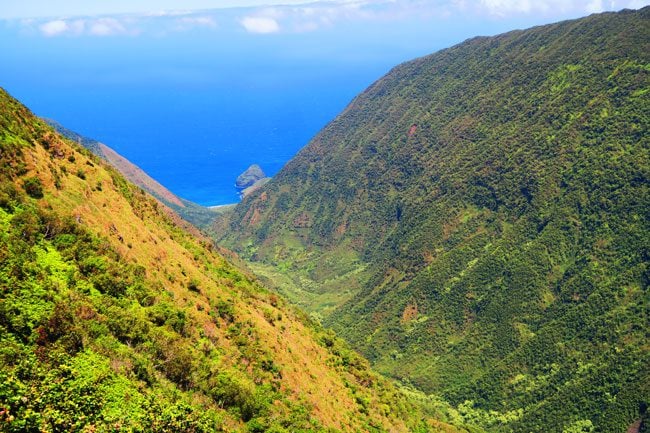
[217,7,649,432]
[44,118,218,230]
[0,88,465,432]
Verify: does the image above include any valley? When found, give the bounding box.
[0,88,461,432]
[0,5,647,433]
[217,7,650,432]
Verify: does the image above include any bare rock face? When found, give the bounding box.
[236,164,270,198]
[236,164,266,189]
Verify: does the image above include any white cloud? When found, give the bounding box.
[586,0,604,12]
[0,1,356,20]
[88,17,128,36]
[239,1,396,34]
[479,0,554,16]
[476,0,649,16]
[235,0,650,34]
[39,20,69,36]
[242,0,469,34]
[27,0,650,38]
[36,17,135,37]
[627,0,650,7]
[240,16,280,33]
[144,10,194,17]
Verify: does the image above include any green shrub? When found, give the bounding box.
[188,278,201,293]
[23,177,43,199]
[210,371,267,421]
[212,299,236,323]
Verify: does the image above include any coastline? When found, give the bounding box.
[208,203,237,213]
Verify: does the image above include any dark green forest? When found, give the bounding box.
[218,7,649,432]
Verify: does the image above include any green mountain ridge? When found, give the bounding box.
[0,88,466,432]
[217,7,649,432]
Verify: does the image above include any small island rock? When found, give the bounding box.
[236,164,266,189]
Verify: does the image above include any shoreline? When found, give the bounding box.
[208,203,237,211]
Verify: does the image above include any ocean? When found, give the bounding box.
[20,74,375,206]
[0,9,516,206]
[0,26,404,206]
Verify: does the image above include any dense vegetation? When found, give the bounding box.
[0,88,466,432]
[217,7,649,432]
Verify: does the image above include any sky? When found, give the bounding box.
[0,0,330,19]
[1,0,648,205]
[7,0,642,20]
[3,0,649,34]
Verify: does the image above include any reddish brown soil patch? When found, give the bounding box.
[627,419,642,433]
[293,212,311,228]
[408,124,417,136]
[401,303,418,323]
[249,207,262,226]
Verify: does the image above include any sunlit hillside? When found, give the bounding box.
[0,88,465,432]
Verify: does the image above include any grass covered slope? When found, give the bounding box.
[44,118,219,231]
[218,7,649,432]
[0,88,463,432]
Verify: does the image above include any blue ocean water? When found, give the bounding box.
[23,76,370,206]
[0,25,406,205]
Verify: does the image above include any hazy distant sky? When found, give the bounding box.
[0,0,645,41]
[4,0,649,23]
[0,0,325,19]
